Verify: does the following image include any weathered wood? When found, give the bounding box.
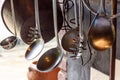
[110,0,117,80]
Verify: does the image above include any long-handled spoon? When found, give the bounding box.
[75,0,87,59]
[61,0,79,52]
[0,0,17,50]
[61,0,86,53]
[88,0,115,51]
[25,0,44,60]
[37,0,63,72]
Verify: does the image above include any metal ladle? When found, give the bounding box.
[61,27,79,52]
[37,0,63,72]
[25,0,44,60]
[0,0,17,50]
[61,0,79,52]
[88,0,115,51]
[75,0,87,59]
[61,0,86,53]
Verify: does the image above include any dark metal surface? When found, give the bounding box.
[88,15,115,51]
[62,28,79,52]
[1,0,63,44]
[37,48,63,72]
[0,36,17,49]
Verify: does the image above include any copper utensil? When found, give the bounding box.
[88,0,115,51]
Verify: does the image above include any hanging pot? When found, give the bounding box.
[1,0,63,45]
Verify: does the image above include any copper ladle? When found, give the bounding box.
[25,0,44,60]
[37,0,63,72]
[0,0,17,50]
[88,0,115,51]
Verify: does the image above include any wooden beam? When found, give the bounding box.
[110,0,117,80]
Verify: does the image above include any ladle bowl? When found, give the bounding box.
[61,27,86,52]
[25,38,44,60]
[37,47,63,72]
[62,28,79,52]
[36,0,63,72]
[0,36,17,49]
[88,15,115,51]
[25,0,45,60]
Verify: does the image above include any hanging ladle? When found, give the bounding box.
[61,0,86,53]
[0,0,17,50]
[25,0,44,60]
[88,0,115,51]
[61,0,79,52]
[37,0,63,72]
[75,0,87,59]
[61,28,79,52]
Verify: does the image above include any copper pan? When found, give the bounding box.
[1,0,63,44]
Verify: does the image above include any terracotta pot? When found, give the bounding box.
[27,61,60,80]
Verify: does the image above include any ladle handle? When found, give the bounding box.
[82,0,97,15]
[52,0,60,47]
[99,0,106,14]
[79,0,83,39]
[10,0,17,36]
[73,0,78,27]
[34,0,42,38]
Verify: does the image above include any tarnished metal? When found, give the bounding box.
[1,0,63,44]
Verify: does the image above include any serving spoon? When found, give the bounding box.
[61,0,79,52]
[25,0,44,60]
[61,0,86,53]
[36,0,63,72]
[0,0,17,50]
[88,0,115,51]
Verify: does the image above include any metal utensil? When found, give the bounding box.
[61,0,86,53]
[25,0,44,60]
[88,0,115,51]
[62,28,79,52]
[61,0,79,52]
[0,0,17,50]
[1,0,63,45]
[37,0,63,72]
